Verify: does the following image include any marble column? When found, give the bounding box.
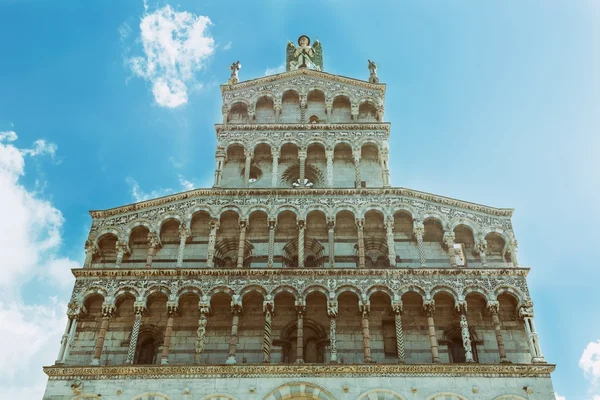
[274,101,281,123]
[298,150,307,187]
[161,302,178,365]
[508,238,520,268]
[392,299,405,363]
[205,219,219,268]
[145,232,160,268]
[176,224,190,268]
[325,104,332,123]
[299,95,307,123]
[125,302,145,364]
[327,218,335,268]
[226,296,242,364]
[297,220,305,268]
[83,240,97,268]
[385,218,396,267]
[57,309,79,364]
[62,314,78,363]
[244,150,252,187]
[325,149,334,187]
[267,219,276,268]
[327,300,338,363]
[519,304,546,363]
[114,240,127,268]
[487,301,510,363]
[236,220,247,269]
[423,300,440,363]
[477,236,488,267]
[443,231,457,268]
[380,149,391,188]
[352,149,361,188]
[457,302,475,363]
[360,298,373,363]
[295,299,305,363]
[213,148,225,188]
[91,303,115,365]
[271,148,280,188]
[356,218,366,268]
[262,298,274,363]
[413,220,426,267]
[195,297,210,363]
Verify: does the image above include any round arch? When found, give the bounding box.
[199,395,240,400]
[262,381,338,400]
[425,393,468,400]
[131,392,171,400]
[356,389,407,400]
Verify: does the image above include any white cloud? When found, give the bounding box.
[580,340,600,398]
[127,4,215,107]
[127,177,174,202]
[178,174,195,190]
[265,64,285,76]
[555,394,566,400]
[0,131,77,398]
[223,41,232,50]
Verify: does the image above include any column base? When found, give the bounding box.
[531,357,547,363]
[91,358,100,366]
[295,359,304,364]
[161,358,168,365]
[225,356,237,365]
[432,358,441,363]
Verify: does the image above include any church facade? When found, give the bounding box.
[43,37,555,400]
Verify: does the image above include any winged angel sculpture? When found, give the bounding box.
[286,35,323,71]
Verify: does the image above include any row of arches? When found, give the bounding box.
[225,90,382,124]
[89,209,516,270]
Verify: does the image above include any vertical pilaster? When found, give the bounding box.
[385,217,396,267]
[487,301,510,363]
[145,232,160,268]
[413,220,426,267]
[267,219,276,267]
[443,231,457,268]
[91,303,115,365]
[125,302,145,364]
[297,220,305,268]
[244,150,252,187]
[380,148,390,187]
[226,295,242,364]
[298,149,307,187]
[327,299,338,363]
[262,297,275,363]
[177,224,190,268]
[161,302,178,364]
[295,299,306,363]
[327,218,335,268]
[213,147,225,188]
[392,299,405,363]
[356,218,366,268]
[519,304,546,363]
[195,296,210,363]
[325,149,334,187]
[236,220,247,269]
[360,296,373,363]
[271,148,280,188]
[423,300,440,363]
[206,219,219,268]
[457,301,475,362]
[353,149,361,188]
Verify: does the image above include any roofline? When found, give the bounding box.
[89,187,514,219]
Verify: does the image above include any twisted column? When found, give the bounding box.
[300,94,307,123]
[145,232,160,268]
[325,149,334,187]
[356,218,366,268]
[195,296,210,363]
[297,220,305,268]
[262,297,274,363]
[487,301,510,363]
[161,302,178,364]
[385,218,396,267]
[392,299,405,363]
[443,231,457,267]
[295,299,305,363]
[177,224,190,268]
[91,303,115,365]
[413,220,426,267]
[244,150,252,187]
[457,302,475,362]
[360,297,373,363]
[271,149,280,187]
[226,295,242,364]
[353,149,361,188]
[236,220,247,269]
[327,218,335,268]
[206,219,219,268]
[519,304,546,363]
[125,302,145,364]
[423,300,440,363]
[267,219,276,267]
[327,299,338,363]
[298,150,307,187]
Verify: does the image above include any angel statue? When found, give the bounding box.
[286,35,323,71]
[367,59,379,84]
[228,60,241,84]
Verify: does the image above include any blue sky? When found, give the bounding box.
[0,1,598,398]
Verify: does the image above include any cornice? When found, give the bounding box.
[221,68,386,94]
[215,122,391,134]
[43,363,555,379]
[72,267,529,279]
[88,187,513,220]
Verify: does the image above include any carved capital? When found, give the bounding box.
[355,218,365,230]
[423,300,435,315]
[166,301,178,316]
[263,297,275,315]
[486,301,500,315]
[519,305,534,319]
[295,298,306,315]
[443,231,455,247]
[297,220,305,230]
[413,220,425,238]
[327,300,338,318]
[455,300,468,314]
[133,301,146,315]
[268,219,277,229]
[391,300,403,314]
[359,296,370,316]
[239,219,248,230]
[147,232,160,248]
[326,217,335,231]
[67,302,83,319]
[102,303,116,318]
[298,150,307,159]
[199,295,211,316]
[178,224,191,240]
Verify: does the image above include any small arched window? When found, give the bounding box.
[445,328,479,363]
[134,327,162,365]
